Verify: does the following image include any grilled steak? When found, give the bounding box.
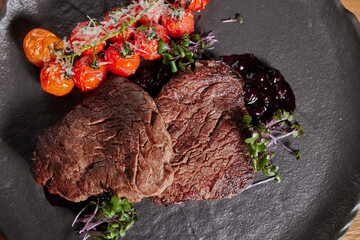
[152,60,254,206]
[32,76,174,202]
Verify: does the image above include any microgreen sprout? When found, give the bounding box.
[72,194,138,240]
[242,109,304,182]
[222,14,244,23]
[157,31,217,73]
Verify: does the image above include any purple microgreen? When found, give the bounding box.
[72,201,93,227]
[242,109,304,182]
[246,176,277,189]
[72,193,137,240]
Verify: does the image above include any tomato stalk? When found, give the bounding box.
[92,44,97,66]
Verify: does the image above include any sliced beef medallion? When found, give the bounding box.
[32,76,174,202]
[152,60,254,206]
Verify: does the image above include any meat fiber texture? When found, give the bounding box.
[152,60,254,206]
[32,76,174,202]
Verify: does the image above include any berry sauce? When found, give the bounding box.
[221,54,296,122]
[128,59,174,98]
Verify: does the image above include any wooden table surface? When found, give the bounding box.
[0,0,359,239]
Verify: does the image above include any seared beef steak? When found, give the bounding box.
[152,60,254,206]
[32,76,174,202]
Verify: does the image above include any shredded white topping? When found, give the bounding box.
[71,18,107,52]
[62,37,71,52]
[55,57,74,76]
[98,61,110,66]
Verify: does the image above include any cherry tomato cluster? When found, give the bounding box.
[23,0,210,96]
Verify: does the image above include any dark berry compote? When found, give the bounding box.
[222,54,296,122]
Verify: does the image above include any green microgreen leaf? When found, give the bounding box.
[158,39,169,54]
[161,53,173,65]
[191,33,200,42]
[245,132,259,144]
[275,174,281,182]
[159,31,217,73]
[170,61,178,73]
[177,60,186,72]
[136,26,149,31]
[295,149,301,160]
[177,46,186,58]
[242,115,252,127]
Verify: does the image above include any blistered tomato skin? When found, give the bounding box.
[72,55,108,92]
[69,21,106,56]
[40,62,75,96]
[102,8,135,42]
[134,24,169,60]
[104,41,140,77]
[161,9,194,39]
[188,0,210,11]
[23,28,64,67]
[134,4,163,25]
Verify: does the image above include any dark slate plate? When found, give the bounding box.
[0,0,359,239]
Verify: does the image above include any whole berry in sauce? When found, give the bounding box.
[222,54,296,123]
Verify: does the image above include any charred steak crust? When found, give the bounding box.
[152,60,254,206]
[32,76,174,202]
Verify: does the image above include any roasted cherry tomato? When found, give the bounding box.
[160,9,194,39]
[72,55,108,92]
[69,21,106,55]
[102,8,135,42]
[104,41,140,77]
[134,24,169,60]
[187,0,210,11]
[23,28,63,67]
[40,61,75,96]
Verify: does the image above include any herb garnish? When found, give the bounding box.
[137,16,161,42]
[242,109,304,182]
[164,0,188,22]
[109,35,135,59]
[73,194,137,240]
[157,31,217,73]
